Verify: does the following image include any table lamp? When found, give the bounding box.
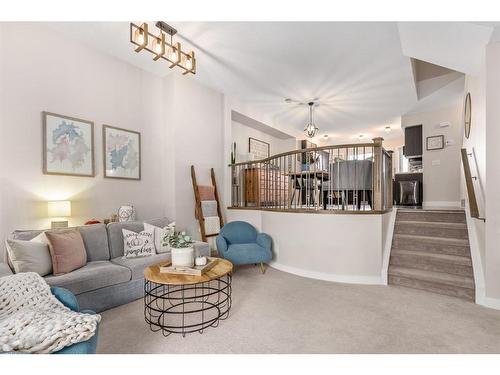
[48,200,71,229]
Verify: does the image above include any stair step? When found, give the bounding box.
[394,221,468,240]
[390,250,473,276]
[388,266,475,289]
[396,210,466,224]
[388,274,475,302]
[392,234,470,256]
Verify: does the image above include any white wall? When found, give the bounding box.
[461,63,487,281]
[231,121,295,162]
[485,42,500,303]
[168,74,224,240]
[0,24,167,260]
[228,209,388,284]
[462,71,486,213]
[402,105,462,206]
[0,23,227,260]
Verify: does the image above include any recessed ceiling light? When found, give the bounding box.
[323,134,329,139]
[359,134,365,139]
[385,126,392,133]
[284,98,292,103]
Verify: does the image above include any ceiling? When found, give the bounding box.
[47,22,497,143]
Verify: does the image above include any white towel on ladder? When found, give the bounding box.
[204,216,221,236]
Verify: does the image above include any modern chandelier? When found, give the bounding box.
[130,21,196,75]
[304,102,319,138]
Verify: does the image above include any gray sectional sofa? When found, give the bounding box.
[0,218,210,312]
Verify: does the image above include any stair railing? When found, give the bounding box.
[229,138,393,213]
[461,148,486,221]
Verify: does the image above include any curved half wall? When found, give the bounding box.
[226,209,395,285]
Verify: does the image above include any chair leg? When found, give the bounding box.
[259,262,266,274]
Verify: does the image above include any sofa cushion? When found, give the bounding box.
[111,253,170,280]
[44,261,131,295]
[224,243,272,265]
[122,228,155,259]
[144,222,175,254]
[77,224,110,261]
[45,229,88,275]
[10,230,44,241]
[107,218,172,259]
[10,225,111,263]
[5,239,53,276]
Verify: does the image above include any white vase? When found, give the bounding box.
[171,247,194,268]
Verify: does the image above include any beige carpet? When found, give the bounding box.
[97,265,500,354]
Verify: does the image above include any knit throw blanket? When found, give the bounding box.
[0,272,101,354]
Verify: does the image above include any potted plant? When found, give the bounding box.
[168,231,195,268]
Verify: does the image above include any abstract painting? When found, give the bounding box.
[43,112,95,177]
[103,125,141,180]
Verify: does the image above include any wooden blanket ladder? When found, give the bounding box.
[191,166,224,242]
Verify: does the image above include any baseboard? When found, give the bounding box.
[423,201,461,208]
[269,261,385,285]
[381,209,397,285]
[482,296,500,310]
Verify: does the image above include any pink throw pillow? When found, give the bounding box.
[45,229,87,275]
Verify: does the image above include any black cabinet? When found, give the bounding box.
[404,124,423,157]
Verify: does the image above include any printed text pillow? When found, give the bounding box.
[122,228,155,259]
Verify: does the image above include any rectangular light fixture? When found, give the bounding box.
[130,22,196,75]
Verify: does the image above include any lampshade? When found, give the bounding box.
[48,201,71,217]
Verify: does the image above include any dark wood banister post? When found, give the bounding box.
[372,137,384,211]
[387,150,394,210]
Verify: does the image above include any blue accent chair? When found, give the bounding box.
[216,221,272,272]
[50,287,99,354]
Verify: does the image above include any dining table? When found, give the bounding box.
[286,170,329,209]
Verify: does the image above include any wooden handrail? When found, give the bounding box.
[461,148,485,221]
[229,140,393,213]
[229,142,376,167]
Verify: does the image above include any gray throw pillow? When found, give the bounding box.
[5,239,53,276]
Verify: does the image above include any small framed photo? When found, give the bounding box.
[426,135,444,151]
[249,137,270,159]
[43,112,95,177]
[103,125,141,180]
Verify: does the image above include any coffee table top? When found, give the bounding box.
[144,258,233,285]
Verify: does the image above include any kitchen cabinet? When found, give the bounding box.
[404,124,423,157]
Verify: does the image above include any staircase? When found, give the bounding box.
[388,209,475,302]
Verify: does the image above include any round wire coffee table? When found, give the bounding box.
[143,258,233,337]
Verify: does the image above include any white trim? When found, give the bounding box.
[381,208,397,285]
[483,297,500,310]
[422,201,461,208]
[269,261,385,285]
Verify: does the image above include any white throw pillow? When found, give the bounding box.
[5,237,53,276]
[144,222,175,254]
[122,228,155,259]
[31,232,49,244]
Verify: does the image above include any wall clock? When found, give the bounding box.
[464,92,471,139]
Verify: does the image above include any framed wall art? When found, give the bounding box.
[426,135,444,151]
[43,111,95,177]
[248,137,270,159]
[103,125,141,180]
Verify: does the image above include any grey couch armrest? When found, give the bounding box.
[0,263,13,278]
[193,241,211,257]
